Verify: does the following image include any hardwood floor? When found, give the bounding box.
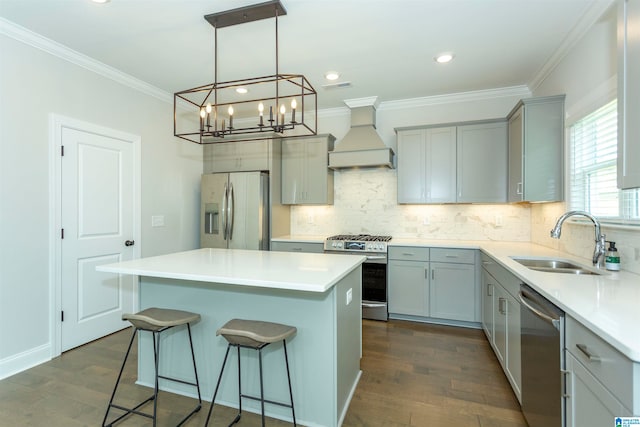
[0,320,527,426]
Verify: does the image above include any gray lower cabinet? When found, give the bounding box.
[388,247,430,316]
[565,315,635,426]
[270,240,324,253]
[481,253,521,402]
[507,95,565,202]
[429,248,478,322]
[388,246,479,324]
[281,134,334,205]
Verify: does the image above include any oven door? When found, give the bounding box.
[362,257,388,321]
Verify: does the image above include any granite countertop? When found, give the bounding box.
[97,248,365,293]
[277,236,640,361]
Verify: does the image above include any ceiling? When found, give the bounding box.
[0,0,614,110]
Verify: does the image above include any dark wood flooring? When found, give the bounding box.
[0,320,527,426]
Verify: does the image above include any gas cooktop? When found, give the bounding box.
[324,234,392,253]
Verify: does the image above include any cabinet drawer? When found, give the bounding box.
[430,248,475,264]
[566,316,633,409]
[481,253,520,297]
[388,246,429,262]
[270,241,324,254]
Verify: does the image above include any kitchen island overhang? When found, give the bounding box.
[97,248,365,427]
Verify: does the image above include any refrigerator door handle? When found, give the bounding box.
[228,183,234,240]
[222,182,228,240]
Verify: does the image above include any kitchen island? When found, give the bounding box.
[97,248,364,427]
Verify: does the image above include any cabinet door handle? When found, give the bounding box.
[576,344,602,362]
[487,283,493,297]
[402,252,415,256]
[516,182,523,195]
[561,369,571,398]
[482,260,493,265]
[425,268,428,279]
[292,247,302,251]
[431,269,435,280]
[498,297,506,315]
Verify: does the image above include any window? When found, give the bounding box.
[569,100,639,223]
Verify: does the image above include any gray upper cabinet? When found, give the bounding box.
[397,121,507,204]
[507,95,565,202]
[205,140,270,173]
[457,121,508,203]
[397,127,457,203]
[281,134,335,205]
[618,0,640,189]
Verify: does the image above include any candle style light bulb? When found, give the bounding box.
[199,108,206,131]
[280,104,286,126]
[228,105,234,116]
[205,103,212,127]
[258,103,264,126]
[291,99,297,123]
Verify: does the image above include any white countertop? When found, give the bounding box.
[278,236,640,361]
[97,248,364,293]
[271,235,326,244]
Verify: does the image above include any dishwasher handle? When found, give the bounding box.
[518,290,561,330]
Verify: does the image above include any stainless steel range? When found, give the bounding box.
[324,234,391,321]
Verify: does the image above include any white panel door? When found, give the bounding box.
[61,127,135,351]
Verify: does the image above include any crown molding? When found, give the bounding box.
[0,17,172,104]
[528,0,616,92]
[377,85,531,111]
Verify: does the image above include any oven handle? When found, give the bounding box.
[365,255,386,261]
[362,302,386,308]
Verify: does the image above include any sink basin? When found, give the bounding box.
[511,257,602,275]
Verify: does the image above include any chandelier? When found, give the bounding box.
[174,0,317,144]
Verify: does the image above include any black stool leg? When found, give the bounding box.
[102,328,138,427]
[283,340,297,426]
[234,344,242,424]
[258,347,266,427]
[186,323,202,407]
[152,331,160,427]
[204,344,232,427]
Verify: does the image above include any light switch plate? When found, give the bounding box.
[151,215,165,227]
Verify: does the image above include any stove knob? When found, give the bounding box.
[332,242,337,248]
[338,242,343,248]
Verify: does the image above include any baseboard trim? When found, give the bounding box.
[0,343,51,380]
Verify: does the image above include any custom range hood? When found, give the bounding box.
[329,101,394,169]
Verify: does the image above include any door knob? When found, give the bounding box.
[125,240,135,247]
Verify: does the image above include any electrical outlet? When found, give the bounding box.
[495,215,504,227]
[422,216,430,225]
[307,214,314,224]
[346,288,353,305]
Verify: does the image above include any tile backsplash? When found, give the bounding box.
[290,168,531,241]
[531,203,640,275]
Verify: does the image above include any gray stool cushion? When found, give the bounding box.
[123,307,201,331]
[217,319,297,348]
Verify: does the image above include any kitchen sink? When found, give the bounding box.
[510,257,602,275]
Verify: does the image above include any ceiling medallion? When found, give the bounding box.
[174,0,317,144]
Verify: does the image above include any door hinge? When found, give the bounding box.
[61,311,64,322]
[61,146,64,156]
[61,228,64,239]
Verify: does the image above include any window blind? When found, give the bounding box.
[569,100,639,222]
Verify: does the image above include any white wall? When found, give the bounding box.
[290,89,533,240]
[0,33,202,377]
[530,5,640,275]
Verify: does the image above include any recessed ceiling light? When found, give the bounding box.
[235,87,248,94]
[435,53,455,64]
[325,71,340,81]
[91,0,110,3]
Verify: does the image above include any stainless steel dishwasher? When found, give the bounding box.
[519,283,565,427]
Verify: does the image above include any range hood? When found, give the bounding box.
[329,105,395,169]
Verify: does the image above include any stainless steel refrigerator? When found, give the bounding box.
[200,171,269,250]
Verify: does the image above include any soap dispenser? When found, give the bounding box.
[605,241,620,271]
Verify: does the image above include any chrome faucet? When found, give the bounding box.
[550,210,606,268]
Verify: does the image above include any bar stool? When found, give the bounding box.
[204,319,297,427]
[102,307,202,427]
